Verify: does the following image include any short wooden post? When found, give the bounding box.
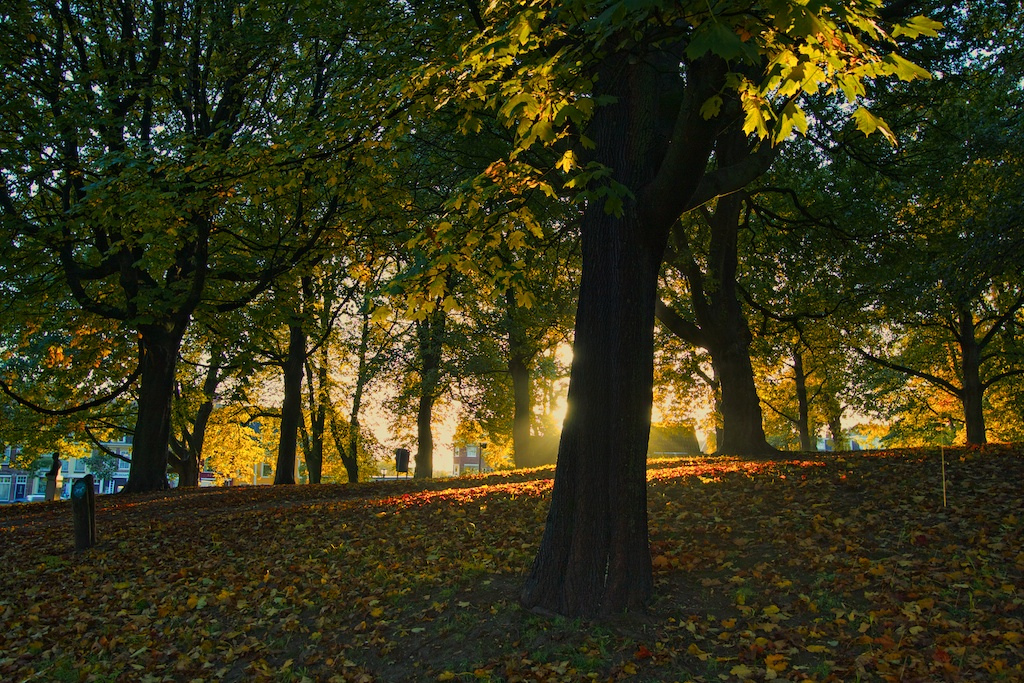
[71,474,97,551]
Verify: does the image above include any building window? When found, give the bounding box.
[61,460,69,474]
[0,475,11,502]
[74,459,86,474]
[118,456,131,471]
[15,475,27,499]
[260,463,273,478]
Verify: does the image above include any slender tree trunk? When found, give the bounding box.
[123,324,186,493]
[958,307,987,445]
[275,322,305,484]
[506,290,536,467]
[305,403,325,484]
[171,350,222,487]
[509,353,533,468]
[302,344,329,485]
[416,392,435,478]
[414,310,445,479]
[793,348,813,451]
[827,403,844,451]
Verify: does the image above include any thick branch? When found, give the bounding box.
[655,300,708,348]
[0,363,141,416]
[684,142,781,211]
[851,346,962,398]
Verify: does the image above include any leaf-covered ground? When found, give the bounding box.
[2,445,1022,682]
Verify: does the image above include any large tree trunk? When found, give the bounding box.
[123,324,186,493]
[958,307,987,445]
[275,322,305,485]
[793,348,814,451]
[520,52,718,616]
[520,191,661,616]
[661,128,776,457]
[713,338,773,455]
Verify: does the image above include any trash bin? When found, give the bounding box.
[395,448,410,474]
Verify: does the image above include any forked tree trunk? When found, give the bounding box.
[302,344,329,485]
[793,348,813,451]
[275,322,305,485]
[170,352,222,487]
[123,323,187,494]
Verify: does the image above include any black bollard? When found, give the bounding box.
[71,474,97,551]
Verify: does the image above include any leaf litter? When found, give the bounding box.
[1,445,1021,682]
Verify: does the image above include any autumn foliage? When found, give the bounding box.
[1,446,1022,682]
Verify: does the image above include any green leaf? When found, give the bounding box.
[883,53,933,82]
[892,15,943,39]
[700,95,723,120]
[686,22,756,63]
[852,106,897,146]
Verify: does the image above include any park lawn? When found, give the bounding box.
[1,445,1022,682]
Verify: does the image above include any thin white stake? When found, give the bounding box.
[941,446,947,508]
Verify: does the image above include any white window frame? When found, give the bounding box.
[0,475,11,501]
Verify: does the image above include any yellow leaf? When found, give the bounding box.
[370,607,384,618]
[687,643,709,661]
[765,653,788,672]
[730,663,755,678]
[805,645,829,653]
[437,673,456,681]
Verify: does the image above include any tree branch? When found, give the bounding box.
[850,346,962,398]
[655,299,708,348]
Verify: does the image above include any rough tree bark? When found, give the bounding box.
[957,307,987,445]
[793,348,813,451]
[520,52,722,616]
[122,323,188,493]
[302,344,329,484]
[658,127,777,456]
[414,309,446,479]
[170,349,223,487]
[275,321,305,485]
